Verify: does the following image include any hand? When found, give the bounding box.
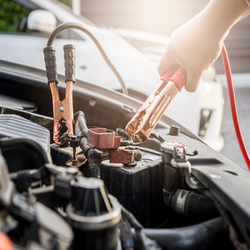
[158,13,223,92]
[158,0,250,92]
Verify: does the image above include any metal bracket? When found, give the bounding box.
[170,147,204,189]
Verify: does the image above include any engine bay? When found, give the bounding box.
[0,22,250,250]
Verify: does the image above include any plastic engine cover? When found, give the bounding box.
[0,115,51,171]
[0,114,50,155]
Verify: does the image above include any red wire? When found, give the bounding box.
[221,44,250,171]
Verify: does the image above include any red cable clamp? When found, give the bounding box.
[110,148,134,165]
[87,128,121,150]
[126,66,186,142]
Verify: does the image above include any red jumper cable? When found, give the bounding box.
[221,44,250,171]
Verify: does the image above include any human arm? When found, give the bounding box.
[158,0,250,92]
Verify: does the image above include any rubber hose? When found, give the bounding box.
[163,164,179,206]
[184,192,218,217]
[134,217,225,250]
[170,190,218,218]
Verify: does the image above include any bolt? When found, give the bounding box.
[70,135,79,164]
[72,148,77,163]
[59,106,64,112]
[134,149,142,161]
[168,125,180,136]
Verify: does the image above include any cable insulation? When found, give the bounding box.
[221,44,250,171]
[47,22,128,95]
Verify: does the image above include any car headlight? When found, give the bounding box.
[202,66,216,82]
[199,109,212,138]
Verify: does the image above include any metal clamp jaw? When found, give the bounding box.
[125,66,186,143]
[50,81,74,144]
[44,45,76,145]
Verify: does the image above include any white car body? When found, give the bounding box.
[0,0,224,151]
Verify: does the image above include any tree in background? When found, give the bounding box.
[0,0,72,32]
[0,0,30,32]
[59,0,72,8]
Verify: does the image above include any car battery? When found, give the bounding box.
[101,147,167,228]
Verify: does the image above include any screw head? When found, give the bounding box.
[59,106,64,112]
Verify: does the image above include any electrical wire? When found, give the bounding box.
[47,22,128,96]
[221,44,250,171]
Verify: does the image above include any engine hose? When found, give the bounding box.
[133,217,225,250]
[170,189,218,218]
[47,22,128,96]
[0,138,49,165]
[74,111,101,178]
[163,164,179,207]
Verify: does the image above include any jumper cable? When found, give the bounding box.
[125,66,186,142]
[44,45,75,145]
[221,44,250,171]
[126,44,250,171]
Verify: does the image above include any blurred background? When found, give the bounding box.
[2,0,250,74]
[80,0,250,74]
[0,0,250,170]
